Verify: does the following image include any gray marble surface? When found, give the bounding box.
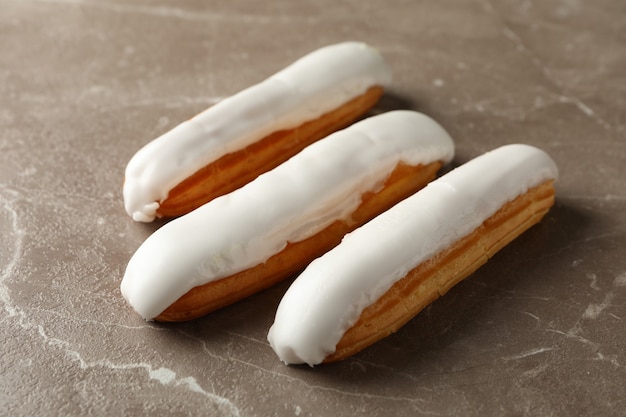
[1,0,625,416]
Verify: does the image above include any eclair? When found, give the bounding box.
[268,144,558,366]
[123,41,392,222]
[121,111,455,321]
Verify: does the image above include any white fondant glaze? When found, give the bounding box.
[123,41,392,222]
[267,144,559,366]
[120,111,454,320]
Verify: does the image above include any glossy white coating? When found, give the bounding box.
[123,41,392,222]
[120,111,454,320]
[268,144,559,366]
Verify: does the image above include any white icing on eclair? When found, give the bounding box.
[124,41,392,222]
[268,144,559,366]
[121,111,455,320]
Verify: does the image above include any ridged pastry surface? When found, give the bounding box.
[268,144,558,366]
[121,111,454,320]
[123,42,392,222]
[155,86,384,218]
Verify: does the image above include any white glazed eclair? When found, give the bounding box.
[121,111,454,321]
[268,144,558,366]
[124,41,392,222]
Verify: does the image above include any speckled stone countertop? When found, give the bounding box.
[1,0,625,416]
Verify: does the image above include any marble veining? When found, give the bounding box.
[1,0,625,415]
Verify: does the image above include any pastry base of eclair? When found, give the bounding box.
[323,180,555,363]
[156,160,443,322]
[156,86,384,218]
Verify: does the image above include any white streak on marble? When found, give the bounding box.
[466,281,552,301]
[225,330,270,346]
[98,96,227,112]
[594,352,624,369]
[545,323,624,371]
[522,311,542,323]
[179,328,436,406]
[177,329,433,406]
[561,96,594,116]
[503,347,555,361]
[581,273,626,320]
[0,185,26,319]
[479,0,613,130]
[547,326,592,345]
[35,325,241,416]
[562,195,626,202]
[27,305,165,331]
[176,329,308,388]
[586,273,601,291]
[0,184,239,416]
[175,329,230,361]
[582,292,615,320]
[349,358,436,386]
[614,272,626,287]
[442,90,606,123]
[298,383,431,407]
[534,230,623,262]
[433,78,445,87]
[20,0,314,25]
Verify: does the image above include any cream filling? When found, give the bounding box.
[120,111,454,320]
[123,41,392,222]
[267,144,559,366]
